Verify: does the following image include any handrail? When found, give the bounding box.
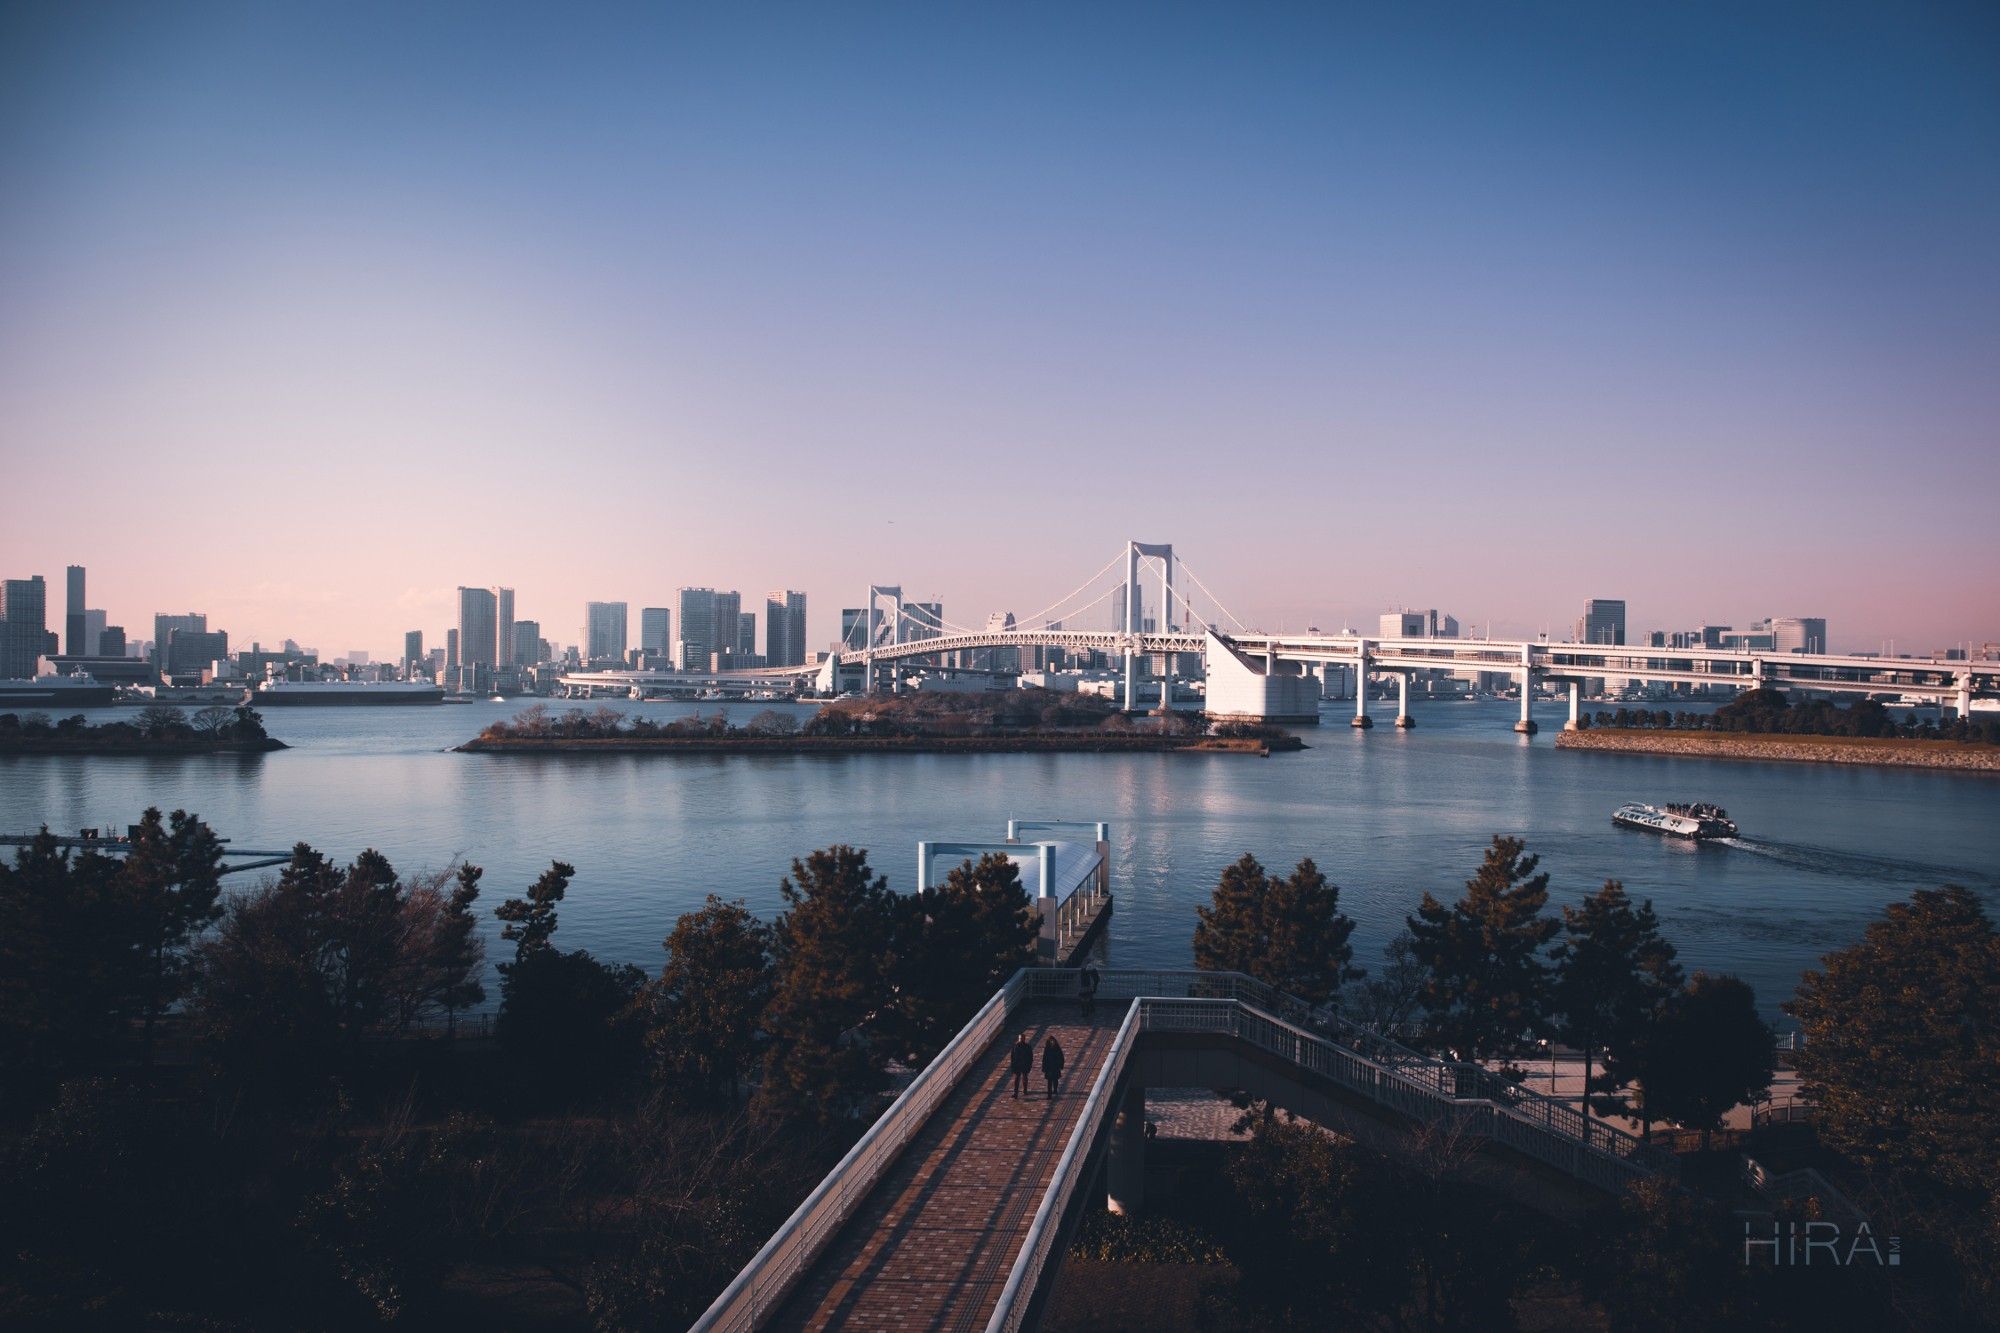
[984,998,1139,1333]
[688,970,1027,1333]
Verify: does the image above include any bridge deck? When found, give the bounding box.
[770,1000,1125,1331]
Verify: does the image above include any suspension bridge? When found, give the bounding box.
[560,540,1996,729]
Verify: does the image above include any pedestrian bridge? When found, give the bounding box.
[692,969,1672,1332]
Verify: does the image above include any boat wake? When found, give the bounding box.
[1711,836,1996,890]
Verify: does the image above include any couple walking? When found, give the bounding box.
[1010,1032,1065,1098]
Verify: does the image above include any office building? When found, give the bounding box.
[764,591,806,667]
[164,629,229,677]
[98,625,126,658]
[1,575,53,678]
[457,587,498,667]
[1378,609,1460,639]
[151,613,206,669]
[514,620,543,665]
[1757,616,1827,655]
[403,630,424,671]
[676,587,740,671]
[840,606,882,651]
[65,565,85,656]
[81,608,107,656]
[738,612,757,658]
[585,601,628,663]
[446,628,460,669]
[641,607,673,660]
[1576,599,1626,646]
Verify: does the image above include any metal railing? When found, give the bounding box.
[984,999,1140,1333]
[688,970,1028,1333]
[1050,883,1110,960]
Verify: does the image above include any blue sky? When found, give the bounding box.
[2,2,1996,655]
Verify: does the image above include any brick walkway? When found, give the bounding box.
[768,1000,1127,1331]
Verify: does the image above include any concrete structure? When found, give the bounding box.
[1204,630,1319,723]
[1759,616,1827,654]
[918,821,1112,964]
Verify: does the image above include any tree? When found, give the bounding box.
[644,896,775,1106]
[495,860,573,955]
[1349,929,1425,1036]
[190,704,236,735]
[887,853,1039,1062]
[119,807,226,1062]
[1193,853,1271,976]
[754,845,896,1124]
[0,832,136,1080]
[135,704,188,738]
[390,862,486,1035]
[1193,853,1359,1006]
[1550,880,1683,1118]
[1645,973,1774,1151]
[1406,836,1558,1060]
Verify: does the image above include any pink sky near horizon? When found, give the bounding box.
[3,4,1997,658]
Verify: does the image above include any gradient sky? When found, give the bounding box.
[3,2,1997,657]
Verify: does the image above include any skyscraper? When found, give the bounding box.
[81,609,107,656]
[446,628,460,668]
[737,612,757,659]
[764,591,807,667]
[1759,617,1827,654]
[403,630,424,670]
[152,612,207,670]
[65,565,85,656]
[0,575,51,678]
[676,588,740,670]
[1576,599,1626,646]
[514,620,543,664]
[641,607,673,661]
[457,587,497,667]
[585,601,629,662]
[496,587,515,668]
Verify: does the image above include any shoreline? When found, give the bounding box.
[456,733,1296,756]
[1554,728,2000,773]
[0,738,288,756]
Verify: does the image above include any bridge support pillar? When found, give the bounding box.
[1352,649,1373,728]
[1564,680,1581,731]
[1958,672,1974,721]
[1107,1084,1146,1215]
[1394,672,1414,727]
[1515,670,1538,734]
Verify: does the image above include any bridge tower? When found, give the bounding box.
[863,584,904,693]
[1123,542,1174,711]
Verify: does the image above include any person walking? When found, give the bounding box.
[1010,1032,1033,1098]
[1077,966,1096,1018]
[1042,1035,1066,1098]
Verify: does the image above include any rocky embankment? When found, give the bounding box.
[458,733,1298,756]
[1554,728,2000,773]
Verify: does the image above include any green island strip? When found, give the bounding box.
[456,692,1302,756]
[1554,728,2000,773]
[0,705,288,755]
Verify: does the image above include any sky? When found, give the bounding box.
[2,1,1997,658]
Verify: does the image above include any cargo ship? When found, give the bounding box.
[1612,801,1739,840]
[251,680,445,706]
[0,674,118,708]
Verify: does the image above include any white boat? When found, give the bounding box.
[1612,801,1738,840]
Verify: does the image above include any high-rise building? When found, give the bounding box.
[737,612,757,658]
[905,601,942,642]
[514,620,542,665]
[99,625,126,657]
[1379,609,1459,639]
[446,627,460,668]
[1,575,52,678]
[585,601,628,662]
[641,607,673,660]
[81,609,107,656]
[457,588,498,667]
[152,612,207,670]
[676,588,740,671]
[840,607,882,651]
[404,630,424,670]
[1758,617,1827,655]
[496,587,515,668]
[163,629,229,677]
[764,591,807,667]
[65,565,85,656]
[1576,599,1626,646]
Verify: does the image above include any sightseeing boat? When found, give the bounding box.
[1611,801,1739,840]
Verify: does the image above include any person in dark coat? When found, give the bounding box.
[1042,1036,1066,1097]
[1010,1032,1033,1097]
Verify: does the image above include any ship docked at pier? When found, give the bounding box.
[250,680,445,706]
[1612,801,1739,840]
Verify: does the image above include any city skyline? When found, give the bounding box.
[4,4,1997,654]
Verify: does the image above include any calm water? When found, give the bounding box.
[5,698,1997,1025]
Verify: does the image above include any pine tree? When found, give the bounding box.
[1551,880,1682,1117]
[1194,853,1273,976]
[119,807,226,1063]
[755,845,895,1124]
[496,860,573,958]
[646,895,774,1106]
[1261,858,1362,1008]
[1644,973,1774,1151]
[1406,836,1558,1060]
[436,863,487,1035]
[888,853,1038,1062]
